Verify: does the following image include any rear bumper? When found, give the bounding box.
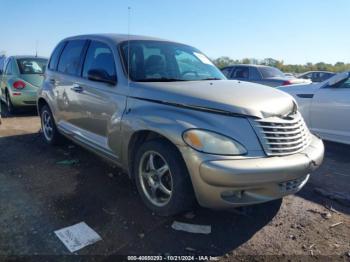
[183,134,324,208]
[9,90,37,107]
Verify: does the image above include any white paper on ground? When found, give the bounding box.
[171,221,211,234]
[54,222,102,252]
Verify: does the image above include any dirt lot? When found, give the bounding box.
[0,106,349,261]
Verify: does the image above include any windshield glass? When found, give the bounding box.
[120,40,225,82]
[259,67,285,78]
[17,58,48,75]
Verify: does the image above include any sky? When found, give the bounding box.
[1,0,349,64]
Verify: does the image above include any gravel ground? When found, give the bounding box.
[0,105,349,261]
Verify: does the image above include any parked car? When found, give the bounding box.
[297,71,335,83]
[0,56,48,113]
[284,72,296,77]
[38,34,324,216]
[279,72,350,145]
[221,64,311,87]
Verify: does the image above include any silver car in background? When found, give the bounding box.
[297,71,335,83]
[222,64,311,87]
[37,34,324,216]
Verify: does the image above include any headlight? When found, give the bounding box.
[182,129,247,155]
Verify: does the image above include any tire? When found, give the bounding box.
[134,138,195,216]
[40,105,63,145]
[6,91,16,115]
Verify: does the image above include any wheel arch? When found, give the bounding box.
[127,130,184,179]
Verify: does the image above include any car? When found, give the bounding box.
[0,56,48,114]
[284,72,296,77]
[221,64,311,87]
[279,72,350,145]
[297,71,335,83]
[37,34,324,216]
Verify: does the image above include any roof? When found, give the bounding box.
[299,71,335,74]
[63,33,171,44]
[223,64,274,69]
[9,55,48,60]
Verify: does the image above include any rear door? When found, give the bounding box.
[64,40,126,158]
[55,39,87,127]
[310,79,350,144]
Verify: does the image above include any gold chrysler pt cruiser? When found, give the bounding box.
[37,34,324,216]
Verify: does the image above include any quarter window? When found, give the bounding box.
[57,40,86,76]
[4,59,12,75]
[82,41,116,83]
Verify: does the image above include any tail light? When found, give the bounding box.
[13,80,26,89]
[282,80,292,86]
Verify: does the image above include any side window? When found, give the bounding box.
[232,67,249,79]
[302,73,312,80]
[57,40,86,76]
[336,78,350,89]
[82,41,116,83]
[221,67,232,78]
[48,41,66,71]
[249,67,261,80]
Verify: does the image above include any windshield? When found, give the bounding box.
[259,67,285,78]
[120,40,225,82]
[17,58,48,75]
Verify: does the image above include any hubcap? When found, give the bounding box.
[139,151,173,207]
[42,111,53,141]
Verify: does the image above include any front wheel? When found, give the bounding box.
[134,139,195,216]
[40,105,63,145]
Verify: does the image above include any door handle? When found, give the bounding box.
[71,84,84,93]
[49,78,56,84]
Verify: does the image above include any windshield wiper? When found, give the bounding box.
[136,78,187,82]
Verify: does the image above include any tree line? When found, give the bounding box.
[212,57,350,73]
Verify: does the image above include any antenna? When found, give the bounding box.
[127,6,131,88]
[35,40,38,57]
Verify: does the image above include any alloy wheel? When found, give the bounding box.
[42,110,54,141]
[138,151,173,207]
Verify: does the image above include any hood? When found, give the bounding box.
[20,74,44,88]
[130,80,297,119]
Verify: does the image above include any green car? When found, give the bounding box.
[0,56,48,114]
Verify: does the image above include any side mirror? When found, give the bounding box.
[328,72,349,86]
[87,69,116,85]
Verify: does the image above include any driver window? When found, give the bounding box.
[82,41,116,83]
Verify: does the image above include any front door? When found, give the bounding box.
[310,79,350,144]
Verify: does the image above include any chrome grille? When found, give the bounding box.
[250,112,311,156]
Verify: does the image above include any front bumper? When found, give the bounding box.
[181,134,324,209]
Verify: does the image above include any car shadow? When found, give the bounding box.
[1,101,37,118]
[297,141,350,215]
[0,132,282,256]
